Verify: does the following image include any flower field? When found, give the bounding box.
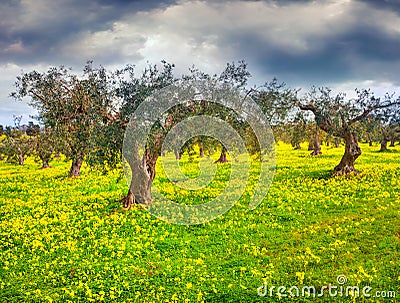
[0,143,399,302]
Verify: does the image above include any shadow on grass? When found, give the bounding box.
[275,165,292,169]
[371,149,400,154]
[297,153,341,159]
[302,169,333,180]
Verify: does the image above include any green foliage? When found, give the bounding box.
[32,128,59,168]
[11,62,117,174]
[298,88,400,137]
[0,131,33,165]
[252,78,297,126]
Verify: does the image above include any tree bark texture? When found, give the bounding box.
[18,154,24,165]
[214,148,228,164]
[310,135,322,156]
[380,137,389,152]
[199,146,204,158]
[174,147,181,160]
[293,142,301,150]
[121,131,164,210]
[333,132,361,175]
[41,159,50,168]
[68,157,83,177]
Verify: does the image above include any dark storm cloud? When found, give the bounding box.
[0,0,177,65]
[2,0,400,74]
[221,31,352,85]
[341,25,400,61]
[356,0,400,13]
[97,0,177,9]
[206,0,400,86]
[254,24,400,85]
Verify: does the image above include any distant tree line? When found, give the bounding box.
[1,60,398,207]
[0,117,59,167]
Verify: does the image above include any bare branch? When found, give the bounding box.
[299,103,316,112]
[349,99,400,125]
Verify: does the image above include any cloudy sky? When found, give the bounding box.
[1,0,400,125]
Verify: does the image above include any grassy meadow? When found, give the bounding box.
[0,142,399,302]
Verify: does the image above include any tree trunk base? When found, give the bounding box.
[310,150,322,156]
[333,166,360,176]
[214,150,228,164]
[41,163,51,169]
[199,147,204,158]
[174,148,181,160]
[214,158,228,164]
[293,143,301,150]
[121,191,135,210]
[68,158,83,177]
[120,190,151,210]
[380,137,389,152]
[310,134,322,156]
[333,132,361,176]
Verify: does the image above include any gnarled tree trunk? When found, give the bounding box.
[310,135,322,156]
[214,147,228,164]
[68,157,82,177]
[389,137,395,147]
[199,146,204,158]
[333,132,361,175]
[17,147,25,165]
[41,159,50,168]
[380,137,389,152]
[121,149,156,210]
[121,130,164,210]
[293,142,301,150]
[174,147,181,160]
[39,153,51,168]
[18,154,24,165]
[310,141,322,156]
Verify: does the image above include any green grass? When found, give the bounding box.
[0,142,399,302]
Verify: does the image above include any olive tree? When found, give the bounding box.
[11,62,116,176]
[297,88,400,174]
[374,104,400,151]
[2,130,33,165]
[97,61,265,209]
[33,127,59,168]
